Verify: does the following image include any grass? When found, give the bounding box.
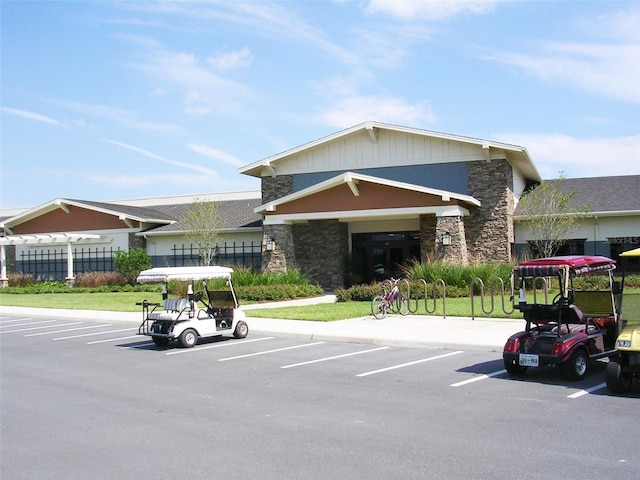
[0,292,156,312]
[0,291,521,320]
[3,289,639,323]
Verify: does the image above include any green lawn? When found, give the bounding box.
[0,291,521,321]
[3,290,638,323]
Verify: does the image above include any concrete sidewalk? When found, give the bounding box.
[0,295,524,352]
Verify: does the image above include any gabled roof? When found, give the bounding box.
[514,175,640,218]
[0,198,175,232]
[0,196,263,236]
[239,120,541,181]
[256,171,480,215]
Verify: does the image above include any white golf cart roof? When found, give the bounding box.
[137,266,233,284]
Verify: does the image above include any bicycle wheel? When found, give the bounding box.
[371,295,389,319]
[395,292,410,316]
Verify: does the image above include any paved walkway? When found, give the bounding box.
[0,295,524,352]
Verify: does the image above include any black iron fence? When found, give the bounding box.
[14,242,262,281]
[158,243,262,270]
[17,247,115,281]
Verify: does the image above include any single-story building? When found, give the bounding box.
[1,121,638,287]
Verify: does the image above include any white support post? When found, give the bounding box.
[66,241,75,283]
[0,244,8,287]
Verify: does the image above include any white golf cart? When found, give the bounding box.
[136,266,248,348]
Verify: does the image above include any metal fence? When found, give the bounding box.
[16,247,115,281]
[158,243,262,270]
[14,242,262,281]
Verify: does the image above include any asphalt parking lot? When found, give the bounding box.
[2,313,639,479]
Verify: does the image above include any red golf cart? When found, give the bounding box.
[503,255,620,380]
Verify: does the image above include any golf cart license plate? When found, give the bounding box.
[519,354,539,367]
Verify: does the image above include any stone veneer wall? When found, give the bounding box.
[129,232,145,250]
[293,220,348,290]
[261,175,296,274]
[436,216,469,264]
[465,159,515,263]
[419,215,437,261]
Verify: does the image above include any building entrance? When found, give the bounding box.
[351,232,421,284]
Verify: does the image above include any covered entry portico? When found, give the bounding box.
[255,172,480,288]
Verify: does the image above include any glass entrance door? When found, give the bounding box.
[352,232,420,283]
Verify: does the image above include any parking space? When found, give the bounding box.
[0,313,620,401]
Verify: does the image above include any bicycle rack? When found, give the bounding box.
[470,277,515,320]
[392,278,446,318]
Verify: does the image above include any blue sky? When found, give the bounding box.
[1,0,639,210]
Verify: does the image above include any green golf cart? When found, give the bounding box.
[605,247,640,394]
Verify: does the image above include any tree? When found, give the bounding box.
[113,248,152,284]
[517,174,590,258]
[183,199,223,266]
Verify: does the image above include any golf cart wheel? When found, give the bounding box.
[371,295,388,319]
[179,329,198,348]
[605,359,632,394]
[152,336,170,347]
[233,320,248,339]
[504,358,527,376]
[563,349,588,380]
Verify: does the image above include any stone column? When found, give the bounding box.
[465,159,515,263]
[419,214,437,262]
[435,216,468,265]
[262,224,296,273]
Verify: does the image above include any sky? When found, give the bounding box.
[1,0,639,210]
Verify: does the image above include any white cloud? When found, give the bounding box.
[101,138,220,175]
[1,107,65,127]
[85,172,221,189]
[500,133,640,180]
[121,35,252,115]
[187,143,245,166]
[491,42,640,104]
[484,7,640,104]
[316,95,437,128]
[207,47,253,71]
[364,0,502,20]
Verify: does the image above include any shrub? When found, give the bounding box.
[113,248,152,284]
[75,271,127,288]
[8,273,36,287]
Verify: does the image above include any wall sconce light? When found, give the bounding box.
[265,238,276,251]
[442,231,452,246]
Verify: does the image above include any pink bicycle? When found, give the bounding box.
[371,277,409,319]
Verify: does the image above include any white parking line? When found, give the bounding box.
[356,350,464,377]
[567,382,607,398]
[218,341,325,362]
[0,322,81,334]
[165,336,274,355]
[43,324,114,339]
[88,335,141,344]
[450,369,507,387]
[25,322,83,337]
[53,327,135,340]
[0,319,58,329]
[281,346,390,369]
[0,317,35,324]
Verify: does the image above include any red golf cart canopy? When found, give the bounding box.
[515,255,616,278]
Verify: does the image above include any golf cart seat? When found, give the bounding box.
[147,298,193,321]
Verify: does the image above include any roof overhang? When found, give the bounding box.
[262,205,471,225]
